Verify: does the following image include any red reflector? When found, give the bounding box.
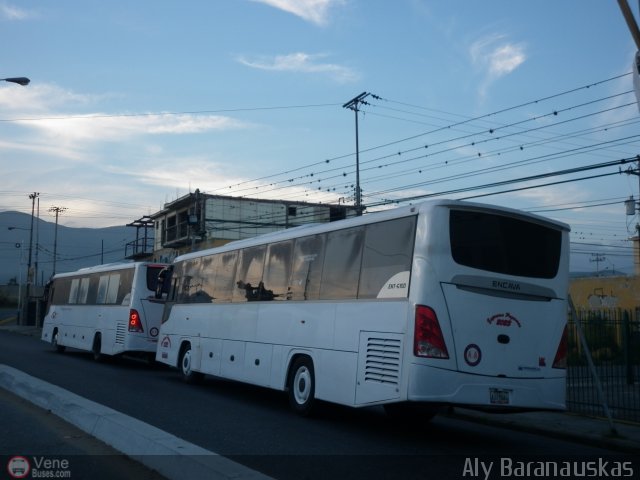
[552,325,568,369]
[414,305,449,359]
[128,309,144,333]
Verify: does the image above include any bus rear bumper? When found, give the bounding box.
[407,363,566,411]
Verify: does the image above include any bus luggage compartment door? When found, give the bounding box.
[440,282,565,379]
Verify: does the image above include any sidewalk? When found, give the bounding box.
[0,315,42,337]
[444,407,640,453]
[1,318,639,453]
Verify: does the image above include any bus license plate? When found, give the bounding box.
[490,388,511,405]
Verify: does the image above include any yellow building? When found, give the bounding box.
[569,275,640,311]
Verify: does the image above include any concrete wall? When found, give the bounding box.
[569,275,640,310]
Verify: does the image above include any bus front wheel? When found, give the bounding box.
[52,330,65,353]
[92,334,103,362]
[287,356,315,416]
[179,344,204,384]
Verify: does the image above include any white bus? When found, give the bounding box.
[155,199,570,417]
[42,262,168,361]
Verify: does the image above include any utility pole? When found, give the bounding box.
[49,206,67,276]
[22,192,38,325]
[343,92,371,215]
[624,156,640,274]
[590,253,606,275]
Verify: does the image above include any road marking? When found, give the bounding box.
[0,364,272,480]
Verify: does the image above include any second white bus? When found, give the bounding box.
[155,199,570,417]
[42,262,168,360]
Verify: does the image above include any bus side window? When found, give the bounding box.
[320,227,364,300]
[358,216,416,299]
[262,240,294,301]
[289,234,326,301]
[233,246,266,303]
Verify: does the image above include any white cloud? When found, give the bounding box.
[237,52,359,83]
[17,114,249,144]
[470,34,526,98]
[250,0,343,26]
[0,3,32,20]
[0,83,253,159]
[0,83,100,113]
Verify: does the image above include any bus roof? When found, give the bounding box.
[50,261,168,280]
[174,199,570,264]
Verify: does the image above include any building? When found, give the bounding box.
[137,190,359,263]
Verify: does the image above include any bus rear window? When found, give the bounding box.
[146,266,164,292]
[449,209,561,279]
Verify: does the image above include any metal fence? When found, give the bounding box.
[567,308,640,423]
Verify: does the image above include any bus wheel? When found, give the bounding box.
[52,330,65,353]
[179,344,203,384]
[288,356,315,416]
[92,334,103,362]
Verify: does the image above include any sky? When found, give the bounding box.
[0,0,639,274]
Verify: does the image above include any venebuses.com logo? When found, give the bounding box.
[7,455,71,479]
[6,456,30,479]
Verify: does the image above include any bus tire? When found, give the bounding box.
[287,356,315,416]
[92,334,103,362]
[52,330,65,353]
[179,343,203,384]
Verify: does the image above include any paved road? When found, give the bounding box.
[0,330,629,479]
[0,386,164,479]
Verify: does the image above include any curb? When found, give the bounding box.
[0,365,272,480]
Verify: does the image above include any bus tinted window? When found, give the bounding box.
[289,234,326,301]
[146,266,164,292]
[215,251,238,303]
[78,277,90,304]
[263,240,294,301]
[51,278,70,305]
[450,210,561,279]
[177,259,206,303]
[320,227,364,300]
[233,246,267,302]
[69,279,80,304]
[359,216,416,298]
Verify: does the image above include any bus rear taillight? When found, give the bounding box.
[552,325,568,369]
[414,305,449,359]
[129,309,144,333]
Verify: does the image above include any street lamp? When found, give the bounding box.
[1,77,30,86]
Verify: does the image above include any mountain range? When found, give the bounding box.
[0,211,138,286]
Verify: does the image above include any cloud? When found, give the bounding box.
[0,2,32,20]
[237,52,359,83]
[18,114,249,143]
[250,0,343,26]
[470,34,526,98]
[0,83,253,167]
[0,83,100,113]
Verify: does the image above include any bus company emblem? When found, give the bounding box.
[161,336,171,348]
[464,344,481,367]
[487,312,521,328]
[150,327,159,337]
